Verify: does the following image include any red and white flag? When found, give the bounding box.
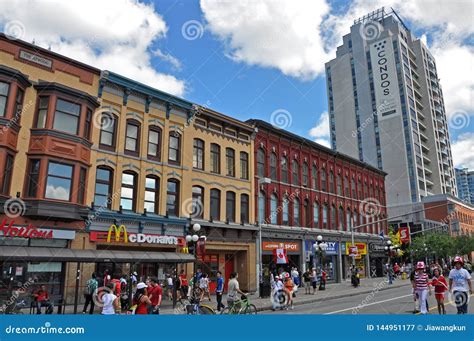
[274,248,288,264]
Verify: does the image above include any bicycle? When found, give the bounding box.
[175,295,215,315]
[221,294,257,315]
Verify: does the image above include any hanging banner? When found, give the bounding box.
[274,248,288,264]
[399,226,410,243]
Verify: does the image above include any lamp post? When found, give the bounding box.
[384,240,392,284]
[256,177,271,298]
[313,235,328,283]
[185,223,205,274]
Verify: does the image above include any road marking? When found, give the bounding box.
[416,293,474,315]
[324,294,413,314]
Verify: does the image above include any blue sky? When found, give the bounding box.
[0,0,472,167]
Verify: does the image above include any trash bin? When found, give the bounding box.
[402,272,407,280]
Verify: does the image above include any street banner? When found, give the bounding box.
[398,227,410,243]
[274,248,288,264]
[349,245,358,257]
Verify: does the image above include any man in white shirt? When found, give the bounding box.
[449,257,472,314]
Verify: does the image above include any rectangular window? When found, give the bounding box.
[0,81,10,117]
[1,154,14,195]
[45,162,73,201]
[53,99,81,135]
[226,192,236,222]
[99,113,117,148]
[210,144,220,174]
[36,97,49,128]
[168,134,181,164]
[166,180,179,216]
[94,167,113,209]
[147,127,161,161]
[120,172,137,211]
[240,194,249,223]
[240,152,249,180]
[125,121,140,154]
[193,139,204,170]
[84,108,92,140]
[77,167,87,204]
[144,176,159,214]
[13,88,24,121]
[226,148,235,177]
[26,159,40,197]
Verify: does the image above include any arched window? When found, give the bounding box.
[292,160,299,186]
[336,174,342,195]
[321,169,327,191]
[147,126,162,161]
[304,199,311,227]
[168,132,181,165]
[226,148,235,177]
[125,119,140,156]
[329,171,335,193]
[331,204,336,229]
[312,165,318,190]
[258,191,266,224]
[210,188,221,221]
[94,166,113,209]
[313,202,319,228]
[281,156,289,183]
[302,163,309,187]
[282,196,289,225]
[210,143,221,174]
[257,148,266,177]
[338,206,344,230]
[346,208,352,232]
[358,179,362,199]
[191,186,204,219]
[270,153,278,180]
[322,204,328,228]
[270,194,278,224]
[240,194,249,223]
[293,198,300,226]
[226,191,236,222]
[144,175,160,214]
[120,171,137,211]
[193,139,205,170]
[166,179,180,216]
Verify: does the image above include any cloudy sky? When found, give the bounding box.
[1,0,472,168]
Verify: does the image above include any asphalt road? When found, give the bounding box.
[264,284,474,315]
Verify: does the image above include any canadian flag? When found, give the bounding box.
[274,248,288,264]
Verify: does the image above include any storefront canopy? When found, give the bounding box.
[0,246,195,263]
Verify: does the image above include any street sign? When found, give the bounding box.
[349,245,358,257]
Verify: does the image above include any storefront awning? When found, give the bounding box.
[0,246,195,263]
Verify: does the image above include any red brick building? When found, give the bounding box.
[247,119,387,281]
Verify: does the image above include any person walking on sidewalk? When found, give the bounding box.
[303,269,311,294]
[82,273,98,314]
[147,277,162,314]
[101,283,119,315]
[430,267,448,314]
[413,261,431,314]
[449,256,472,314]
[284,273,294,310]
[311,268,318,294]
[133,282,152,315]
[215,271,225,312]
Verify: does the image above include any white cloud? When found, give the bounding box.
[201,0,332,79]
[0,0,185,96]
[153,49,182,71]
[309,111,330,147]
[451,133,474,169]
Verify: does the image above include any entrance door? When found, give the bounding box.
[224,254,234,291]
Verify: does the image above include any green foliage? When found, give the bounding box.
[407,233,474,260]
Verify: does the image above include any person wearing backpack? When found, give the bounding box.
[82,273,98,314]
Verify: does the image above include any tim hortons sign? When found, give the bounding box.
[0,219,53,239]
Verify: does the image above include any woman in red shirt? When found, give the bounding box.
[133,282,151,315]
[430,267,448,314]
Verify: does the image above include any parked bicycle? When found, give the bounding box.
[220,294,257,315]
[175,296,215,315]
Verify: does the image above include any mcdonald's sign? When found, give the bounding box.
[106,224,128,243]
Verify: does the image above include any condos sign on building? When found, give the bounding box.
[369,37,401,120]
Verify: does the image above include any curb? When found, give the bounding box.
[255,281,411,312]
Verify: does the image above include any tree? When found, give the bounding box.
[452,235,474,260]
[407,233,454,262]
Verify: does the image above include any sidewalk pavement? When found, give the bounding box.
[160,276,412,314]
[53,277,410,314]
